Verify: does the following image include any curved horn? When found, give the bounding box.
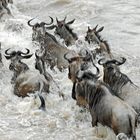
[19,48,30,55]
[5,55,13,59]
[27,18,36,27]
[98,58,106,65]
[98,57,126,66]
[5,48,12,55]
[45,25,57,30]
[114,57,126,65]
[64,53,72,63]
[43,16,54,25]
[18,49,33,59]
[20,54,33,59]
[5,48,16,59]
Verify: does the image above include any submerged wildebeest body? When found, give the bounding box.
[28,17,75,71]
[99,58,140,116]
[85,25,112,59]
[74,70,137,139]
[5,48,50,98]
[47,16,78,46]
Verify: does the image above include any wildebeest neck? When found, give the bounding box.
[104,68,132,95]
[79,80,105,108]
[10,60,29,83]
[45,32,58,44]
[88,82,105,108]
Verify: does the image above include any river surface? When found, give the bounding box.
[0,0,140,140]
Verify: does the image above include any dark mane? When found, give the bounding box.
[45,32,58,43]
[65,24,78,39]
[95,33,111,54]
[85,81,105,108]
[104,68,132,95]
[95,32,102,41]
[78,71,99,81]
[102,40,111,54]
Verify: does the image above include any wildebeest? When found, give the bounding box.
[85,25,112,59]
[46,16,78,46]
[28,17,76,71]
[5,48,50,98]
[74,69,137,139]
[64,49,99,99]
[98,57,140,116]
[65,51,138,139]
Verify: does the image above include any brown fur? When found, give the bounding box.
[74,72,137,138]
[14,72,50,97]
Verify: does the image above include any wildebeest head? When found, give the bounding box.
[98,57,126,76]
[98,57,131,94]
[85,25,104,44]
[27,17,53,41]
[46,16,78,46]
[64,50,99,83]
[85,25,112,59]
[5,48,33,73]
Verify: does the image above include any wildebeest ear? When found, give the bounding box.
[88,26,91,31]
[97,26,104,33]
[67,19,75,25]
[56,17,59,24]
[94,24,98,30]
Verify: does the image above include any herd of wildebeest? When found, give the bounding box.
[0,1,140,140]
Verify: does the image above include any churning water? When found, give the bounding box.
[0,0,140,139]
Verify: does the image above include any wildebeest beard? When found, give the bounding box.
[103,67,133,96]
